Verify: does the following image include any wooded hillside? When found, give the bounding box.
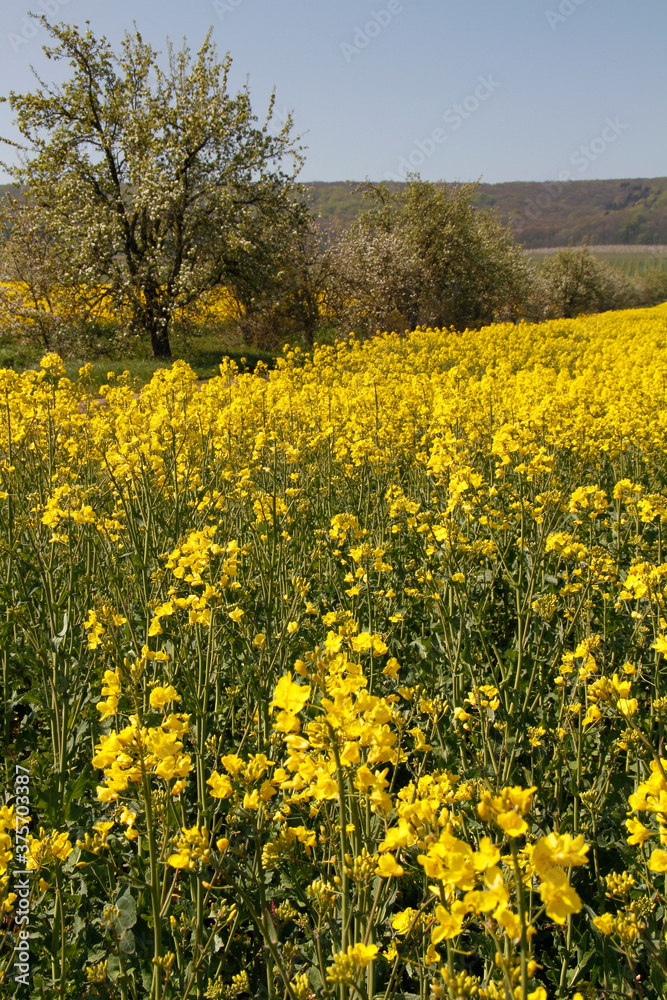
[305,177,667,248]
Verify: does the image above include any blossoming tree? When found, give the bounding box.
[0,19,304,357]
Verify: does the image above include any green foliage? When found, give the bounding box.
[531,246,656,319]
[325,179,530,334]
[535,247,619,318]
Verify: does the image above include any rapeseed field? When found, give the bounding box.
[2,305,667,999]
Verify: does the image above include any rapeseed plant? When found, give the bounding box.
[2,304,667,997]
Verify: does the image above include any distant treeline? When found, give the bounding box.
[304,177,667,249]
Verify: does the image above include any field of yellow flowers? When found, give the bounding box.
[2,304,667,1000]
[0,281,239,344]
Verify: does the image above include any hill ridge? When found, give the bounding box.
[303,177,667,248]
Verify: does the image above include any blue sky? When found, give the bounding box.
[0,0,664,185]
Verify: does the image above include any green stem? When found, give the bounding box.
[509,839,529,1000]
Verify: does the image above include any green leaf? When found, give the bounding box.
[308,968,323,991]
[86,949,107,965]
[116,889,137,930]
[119,928,136,955]
[52,613,68,649]
[106,955,122,983]
[141,966,154,994]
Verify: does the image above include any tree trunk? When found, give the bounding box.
[149,321,172,358]
[143,284,172,358]
[302,310,316,348]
